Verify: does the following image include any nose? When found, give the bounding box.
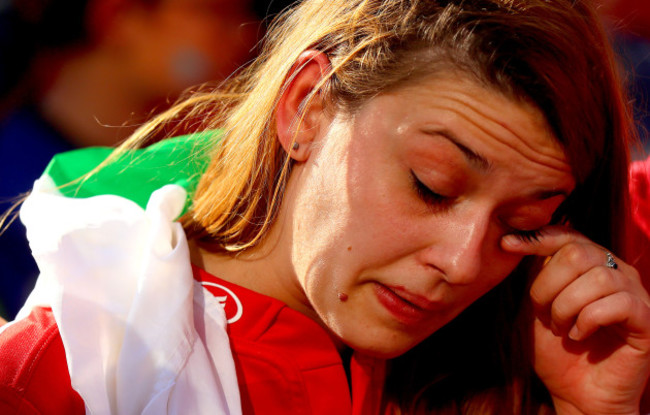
[422,211,492,286]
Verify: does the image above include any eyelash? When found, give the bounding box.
[509,228,543,242]
[411,171,449,207]
[411,171,548,241]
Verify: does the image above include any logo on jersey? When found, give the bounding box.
[201,282,243,324]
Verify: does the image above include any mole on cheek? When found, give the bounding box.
[338,292,349,301]
[347,246,352,252]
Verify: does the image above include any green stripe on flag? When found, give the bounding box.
[43,132,219,212]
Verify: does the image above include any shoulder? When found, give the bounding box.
[0,307,84,414]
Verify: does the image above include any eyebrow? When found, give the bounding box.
[534,189,571,200]
[422,128,572,200]
[422,128,492,172]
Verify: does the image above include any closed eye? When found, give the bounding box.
[411,171,450,208]
[509,228,543,242]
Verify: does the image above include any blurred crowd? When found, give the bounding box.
[595,0,650,156]
[0,0,293,319]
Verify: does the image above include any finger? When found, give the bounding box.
[569,291,650,348]
[529,242,612,310]
[501,225,589,257]
[548,265,631,335]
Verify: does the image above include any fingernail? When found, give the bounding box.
[568,325,581,341]
[502,235,522,248]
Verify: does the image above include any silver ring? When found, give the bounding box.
[605,252,618,270]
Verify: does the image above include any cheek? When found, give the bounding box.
[343,172,426,263]
[472,250,524,300]
[450,226,525,308]
[292,182,355,297]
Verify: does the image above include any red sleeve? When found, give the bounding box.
[0,307,85,414]
[627,158,650,289]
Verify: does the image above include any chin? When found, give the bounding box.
[343,336,419,359]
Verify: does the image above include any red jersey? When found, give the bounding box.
[0,268,385,414]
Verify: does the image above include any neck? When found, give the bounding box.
[188,226,314,315]
[187,164,348,353]
[190,238,349,353]
[190,166,333,327]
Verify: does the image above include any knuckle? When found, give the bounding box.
[599,292,635,318]
[557,243,590,267]
[592,266,615,287]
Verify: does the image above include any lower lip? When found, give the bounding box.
[373,283,429,325]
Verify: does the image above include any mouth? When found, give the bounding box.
[373,283,435,325]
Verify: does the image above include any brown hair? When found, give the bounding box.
[125,0,635,411]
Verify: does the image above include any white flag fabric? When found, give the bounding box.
[7,177,242,415]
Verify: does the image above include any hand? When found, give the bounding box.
[502,226,650,415]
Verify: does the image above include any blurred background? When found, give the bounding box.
[594,0,650,157]
[0,0,648,321]
[0,0,294,319]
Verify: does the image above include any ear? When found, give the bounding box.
[276,50,331,161]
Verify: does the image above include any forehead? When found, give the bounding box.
[341,72,575,193]
[399,73,554,138]
[377,74,567,158]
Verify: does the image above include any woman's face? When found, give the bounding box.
[288,74,575,358]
